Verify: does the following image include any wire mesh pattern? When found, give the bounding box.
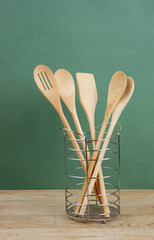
[60,123,121,223]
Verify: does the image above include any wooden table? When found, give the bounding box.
[0,190,154,240]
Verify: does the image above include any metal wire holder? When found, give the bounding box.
[60,123,121,223]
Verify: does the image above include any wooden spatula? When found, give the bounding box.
[76,72,105,207]
[78,76,135,215]
[76,73,97,146]
[74,71,127,216]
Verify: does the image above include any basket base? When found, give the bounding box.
[66,204,119,223]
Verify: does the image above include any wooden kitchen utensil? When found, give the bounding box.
[54,69,88,155]
[54,69,102,204]
[78,76,134,216]
[33,65,88,175]
[74,71,127,216]
[76,73,97,148]
[76,72,105,207]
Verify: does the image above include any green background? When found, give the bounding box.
[0,0,153,190]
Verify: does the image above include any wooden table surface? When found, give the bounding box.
[0,190,154,240]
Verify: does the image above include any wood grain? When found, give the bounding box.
[0,190,154,240]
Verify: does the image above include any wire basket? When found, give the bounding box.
[60,123,121,223]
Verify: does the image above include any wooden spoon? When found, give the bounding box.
[79,76,135,215]
[74,71,127,216]
[54,69,102,205]
[33,65,88,176]
[54,69,87,153]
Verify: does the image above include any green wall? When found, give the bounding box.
[0,0,154,189]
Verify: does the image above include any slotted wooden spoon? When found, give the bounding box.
[54,69,102,205]
[79,76,134,215]
[74,71,127,217]
[33,65,88,176]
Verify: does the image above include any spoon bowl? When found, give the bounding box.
[33,65,62,113]
[54,69,76,113]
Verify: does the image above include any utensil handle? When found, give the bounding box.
[59,111,85,167]
[89,118,108,212]
[79,121,115,215]
[72,111,103,205]
[74,110,110,215]
[72,111,91,159]
[59,111,102,204]
[89,118,97,150]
